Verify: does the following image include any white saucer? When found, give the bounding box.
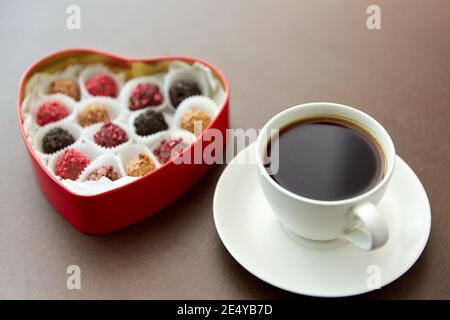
[213,143,431,297]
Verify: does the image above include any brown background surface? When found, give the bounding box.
[0,0,449,299]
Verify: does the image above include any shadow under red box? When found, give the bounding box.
[17,49,230,235]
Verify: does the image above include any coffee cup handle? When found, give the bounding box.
[343,203,389,250]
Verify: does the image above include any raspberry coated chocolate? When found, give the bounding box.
[36,101,70,126]
[85,73,117,97]
[93,122,128,148]
[129,83,163,110]
[86,165,119,181]
[55,149,91,180]
[153,137,188,164]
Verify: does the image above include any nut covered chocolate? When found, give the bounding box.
[77,103,110,127]
[49,79,80,101]
[125,154,156,177]
[180,108,211,134]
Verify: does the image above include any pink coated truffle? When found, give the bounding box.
[85,73,117,97]
[86,165,119,181]
[129,83,163,110]
[93,122,128,148]
[153,137,188,164]
[36,101,69,126]
[55,149,90,180]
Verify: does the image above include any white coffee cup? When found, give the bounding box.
[255,102,396,250]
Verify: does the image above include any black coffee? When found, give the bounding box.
[266,117,384,201]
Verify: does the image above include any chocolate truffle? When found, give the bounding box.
[36,101,70,126]
[133,110,168,136]
[55,149,90,180]
[169,79,201,108]
[153,137,188,164]
[77,103,110,127]
[180,108,211,134]
[85,73,117,97]
[86,165,119,181]
[42,127,75,154]
[125,154,156,177]
[48,79,80,101]
[93,122,128,148]
[129,83,163,110]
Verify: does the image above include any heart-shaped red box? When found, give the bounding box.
[17,49,230,235]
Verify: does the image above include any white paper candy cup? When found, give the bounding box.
[60,176,139,195]
[75,97,123,127]
[128,108,173,145]
[22,114,39,143]
[164,67,210,111]
[119,76,166,112]
[30,93,77,128]
[24,73,52,97]
[191,61,221,96]
[77,153,125,182]
[78,64,124,99]
[21,94,33,117]
[33,121,82,161]
[47,142,103,180]
[168,60,191,71]
[173,95,218,136]
[118,144,161,177]
[147,129,197,165]
[83,121,132,153]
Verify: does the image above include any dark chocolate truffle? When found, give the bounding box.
[129,83,163,110]
[169,79,201,108]
[133,110,168,136]
[93,122,128,148]
[42,127,75,154]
